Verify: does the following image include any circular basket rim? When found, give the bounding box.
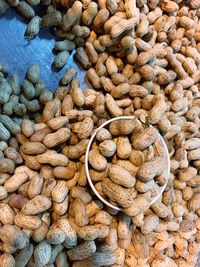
[85,116,170,211]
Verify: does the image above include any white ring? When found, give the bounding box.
[85,116,170,211]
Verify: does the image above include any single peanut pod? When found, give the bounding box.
[108,164,135,188]
[132,230,149,259]
[137,156,164,182]
[21,142,47,155]
[73,198,89,227]
[53,166,75,180]
[28,174,43,198]
[4,172,28,193]
[71,186,92,204]
[99,140,116,157]
[36,150,69,166]
[30,127,51,143]
[57,218,77,248]
[21,195,51,215]
[78,224,109,240]
[53,195,69,216]
[82,2,98,25]
[0,254,15,267]
[70,79,85,107]
[21,119,34,138]
[111,83,130,99]
[17,1,35,18]
[46,224,66,245]
[149,100,167,124]
[93,8,109,29]
[67,241,96,261]
[102,178,133,208]
[105,93,123,117]
[66,139,89,159]
[43,128,71,148]
[132,127,159,150]
[47,116,69,131]
[72,117,94,139]
[32,221,49,243]
[0,203,15,225]
[14,213,41,230]
[116,137,132,159]
[110,18,136,38]
[88,149,107,171]
[51,181,69,203]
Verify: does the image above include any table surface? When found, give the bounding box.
[0,8,86,91]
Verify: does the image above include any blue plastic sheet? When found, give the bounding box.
[0,8,86,91]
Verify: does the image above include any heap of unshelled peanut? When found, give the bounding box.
[0,0,200,266]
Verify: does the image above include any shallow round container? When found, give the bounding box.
[85,116,170,211]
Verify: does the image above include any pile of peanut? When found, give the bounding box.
[88,120,169,213]
[0,0,200,266]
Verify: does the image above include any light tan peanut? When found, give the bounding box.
[0,203,15,225]
[94,210,112,225]
[72,198,89,227]
[36,150,69,166]
[72,117,93,139]
[137,156,164,182]
[86,200,103,217]
[21,195,51,215]
[96,128,112,142]
[28,174,43,198]
[124,195,150,216]
[117,160,138,176]
[102,178,133,208]
[51,181,69,203]
[116,137,132,159]
[0,225,28,249]
[0,253,15,267]
[53,195,69,215]
[109,118,141,136]
[32,221,49,243]
[108,164,135,188]
[57,218,77,248]
[133,127,159,150]
[99,140,116,157]
[82,2,98,25]
[14,213,41,230]
[89,149,107,171]
[21,119,35,138]
[111,83,130,99]
[129,149,145,166]
[34,240,51,266]
[0,186,7,200]
[30,126,51,143]
[47,116,69,131]
[70,80,85,107]
[43,128,71,148]
[66,139,89,159]
[21,142,47,155]
[78,224,109,240]
[105,93,123,117]
[71,186,92,204]
[4,172,29,193]
[53,166,75,180]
